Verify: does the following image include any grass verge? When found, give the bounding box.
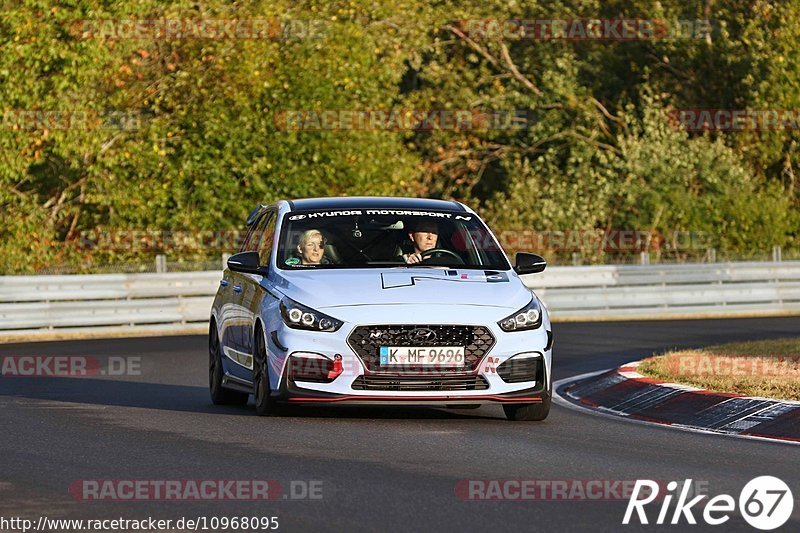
[637,338,800,401]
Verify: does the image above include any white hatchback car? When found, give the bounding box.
[209,197,552,421]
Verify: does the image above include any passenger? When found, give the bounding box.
[403,220,439,264]
[296,229,327,265]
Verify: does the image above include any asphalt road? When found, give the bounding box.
[1,317,799,532]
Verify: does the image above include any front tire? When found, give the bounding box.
[253,327,277,416]
[503,393,551,421]
[209,324,249,406]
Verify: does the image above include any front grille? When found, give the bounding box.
[351,374,490,391]
[497,356,543,384]
[347,324,495,373]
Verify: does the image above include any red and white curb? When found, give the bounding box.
[553,361,800,446]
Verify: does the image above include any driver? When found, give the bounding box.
[297,229,327,265]
[403,220,439,264]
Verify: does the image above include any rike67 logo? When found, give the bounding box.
[623,476,794,530]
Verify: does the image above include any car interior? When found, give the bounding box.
[282,215,479,267]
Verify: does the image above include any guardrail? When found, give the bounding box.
[0,272,219,339]
[523,261,800,320]
[1,261,799,340]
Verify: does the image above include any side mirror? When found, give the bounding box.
[227,251,266,275]
[514,252,546,275]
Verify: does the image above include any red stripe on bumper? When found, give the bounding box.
[287,394,543,403]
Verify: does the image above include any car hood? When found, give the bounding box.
[271,268,532,311]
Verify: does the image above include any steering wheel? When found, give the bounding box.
[421,247,464,264]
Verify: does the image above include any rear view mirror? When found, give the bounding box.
[514,253,546,275]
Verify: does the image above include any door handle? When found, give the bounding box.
[233,284,242,293]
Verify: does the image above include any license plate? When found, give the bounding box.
[379,346,465,366]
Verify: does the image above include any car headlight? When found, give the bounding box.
[498,297,543,332]
[280,297,343,332]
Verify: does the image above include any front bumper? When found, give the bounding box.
[267,307,552,405]
[283,383,547,405]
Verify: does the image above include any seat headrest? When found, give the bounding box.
[324,243,341,264]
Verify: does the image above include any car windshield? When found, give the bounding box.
[276,209,511,270]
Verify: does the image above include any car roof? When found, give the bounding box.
[287,196,466,212]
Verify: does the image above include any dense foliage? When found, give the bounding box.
[1,0,798,271]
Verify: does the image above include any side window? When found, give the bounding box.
[241,211,272,253]
[240,225,258,252]
[257,211,278,265]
